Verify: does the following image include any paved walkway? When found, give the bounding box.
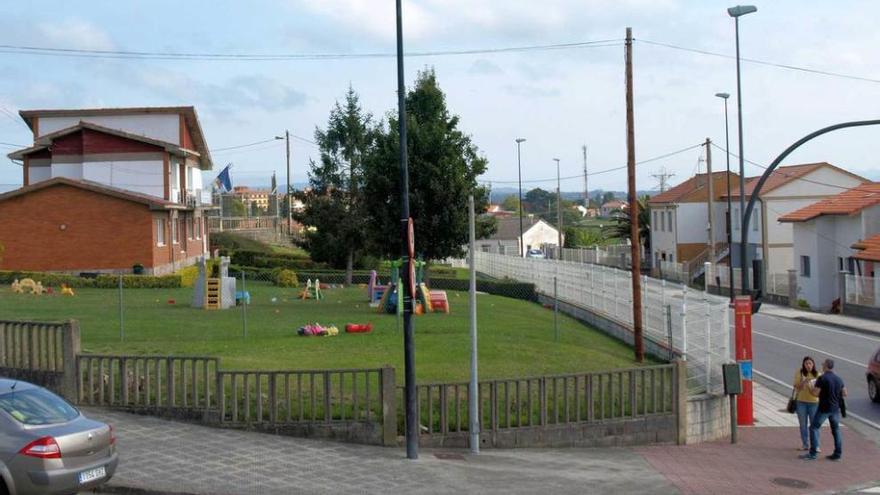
[759,303,880,336]
[753,381,799,428]
[84,408,676,495]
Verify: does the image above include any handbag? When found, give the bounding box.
[786,388,797,414]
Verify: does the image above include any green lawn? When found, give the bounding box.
[0,284,653,382]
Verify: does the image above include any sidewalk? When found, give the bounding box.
[83,382,880,495]
[759,303,880,336]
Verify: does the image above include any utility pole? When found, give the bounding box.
[554,158,563,253]
[396,0,418,460]
[705,138,715,262]
[582,145,589,207]
[625,27,644,362]
[285,130,291,235]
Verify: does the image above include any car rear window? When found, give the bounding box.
[0,388,79,425]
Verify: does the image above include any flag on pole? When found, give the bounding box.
[213,163,233,192]
[270,172,277,195]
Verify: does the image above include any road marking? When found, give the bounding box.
[752,331,866,367]
[755,313,880,344]
[754,370,880,431]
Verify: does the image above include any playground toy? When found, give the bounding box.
[235,291,251,305]
[11,278,45,295]
[374,259,450,315]
[297,323,338,337]
[191,256,236,310]
[345,323,373,333]
[299,279,324,300]
[60,284,76,297]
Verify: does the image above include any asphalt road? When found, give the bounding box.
[749,312,880,428]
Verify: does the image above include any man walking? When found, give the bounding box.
[800,358,846,461]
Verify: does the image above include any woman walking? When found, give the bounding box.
[793,356,820,451]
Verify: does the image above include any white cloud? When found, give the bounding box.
[36,19,114,50]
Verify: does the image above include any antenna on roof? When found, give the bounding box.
[651,167,675,193]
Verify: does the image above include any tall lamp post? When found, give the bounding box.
[554,158,562,256]
[728,4,757,294]
[274,131,291,235]
[516,138,527,256]
[715,92,735,302]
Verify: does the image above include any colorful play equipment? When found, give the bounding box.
[11,278,45,295]
[345,323,373,334]
[373,259,449,315]
[299,279,324,300]
[191,256,237,310]
[60,284,76,297]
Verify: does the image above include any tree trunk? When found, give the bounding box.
[345,249,354,286]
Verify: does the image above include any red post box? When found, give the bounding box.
[734,295,753,425]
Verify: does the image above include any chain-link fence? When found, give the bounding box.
[451,251,731,395]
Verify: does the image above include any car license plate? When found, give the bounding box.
[78,466,106,484]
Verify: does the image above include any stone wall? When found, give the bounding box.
[686,393,731,444]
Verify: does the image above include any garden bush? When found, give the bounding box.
[274,269,299,288]
[0,270,183,289]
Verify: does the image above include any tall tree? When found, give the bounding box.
[603,195,651,256]
[363,68,494,265]
[295,86,375,283]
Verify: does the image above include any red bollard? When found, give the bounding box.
[734,296,753,426]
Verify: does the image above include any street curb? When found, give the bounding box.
[98,484,203,495]
[792,316,880,339]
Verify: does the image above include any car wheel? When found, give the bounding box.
[0,479,8,495]
[870,377,880,403]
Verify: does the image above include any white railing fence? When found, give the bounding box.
[710,267,790,297]
[468,251,731,396]
[845,274,879,308]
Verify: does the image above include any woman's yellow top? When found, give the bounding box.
[793,371,820,403]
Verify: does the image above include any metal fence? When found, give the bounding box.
[456,252,730,395]
[846,274,879,307]
[710,267,791,297]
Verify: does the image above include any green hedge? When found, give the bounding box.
[0,270,182,289]
[229,250,322,270]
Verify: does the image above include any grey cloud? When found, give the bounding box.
[469,59,504,76]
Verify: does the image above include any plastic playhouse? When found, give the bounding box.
[191,256,237,310]
[369,261,449,315]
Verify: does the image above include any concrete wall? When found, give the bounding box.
[686,393,731,444]
[81,159,165,198]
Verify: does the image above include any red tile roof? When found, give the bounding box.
[853,234,880,262]
[0,177,184,210]
[778,183,880,222]
[724,162,867,198]
[648,171,740,205]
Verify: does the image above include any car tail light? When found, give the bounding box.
[109,424,116,445]
[19,436,61,459]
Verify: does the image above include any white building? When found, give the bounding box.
[476,216,562,256]
[779,182,880,310]
[648,172,740,275]
[725,162,867,278]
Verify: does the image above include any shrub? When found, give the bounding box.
[0,270,182,289]
[0,270,95,288]
[274,269,299,288]
[797,298,810,309]
[178,265,200,288]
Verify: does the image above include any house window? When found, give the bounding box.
[667,211,672,232]
[187,216,194,240]
[801,255,811,278]
[653,211,658,230]
[838,257,844,271]
[734,208,740,230]
[660,211,665,231]
[752,214,759,232]
[172,218,179,244]
[156,219,166,246]
[195,217,202,239]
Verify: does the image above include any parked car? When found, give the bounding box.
[868,346,880,403]
[526,249,546,259]
[0,378,117,495]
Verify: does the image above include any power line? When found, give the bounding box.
[0,39,623,62]
[210,138,279,152]
[637,38,880,85]
[482,143,703,185]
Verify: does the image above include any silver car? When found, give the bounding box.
[0,378,117,495]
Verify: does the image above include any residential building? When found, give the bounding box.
[778,182,880,310]
[600,199,627,217]
[232,186,274,212]
[475,216,562,256]
[725,162,867,278]
[1,106,213,274]
[648,171,741,272]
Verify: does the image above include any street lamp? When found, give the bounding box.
[554,158,562,257]
[715,92,735,302]
[515,138,527,257]
[274,132,291,235]
[728,4,757,294]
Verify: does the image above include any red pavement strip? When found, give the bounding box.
[636,427,880,495]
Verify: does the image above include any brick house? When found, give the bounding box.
[1,106,213,274]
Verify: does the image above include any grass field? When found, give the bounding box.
[0,284,653,382]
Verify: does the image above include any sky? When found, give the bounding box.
[1,0,879,195]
